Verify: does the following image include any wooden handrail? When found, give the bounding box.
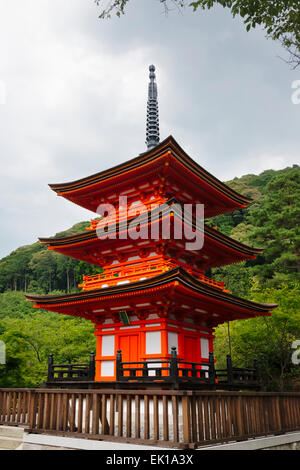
[47,353,95,382]
[116,350,259,390]
[1,387,300,448]
[79,256,226,291]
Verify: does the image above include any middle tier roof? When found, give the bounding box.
[39,200,262,269]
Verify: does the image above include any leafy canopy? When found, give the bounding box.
[214,285,300,391]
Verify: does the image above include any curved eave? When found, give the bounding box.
[49,136,252,209]
[25,267,277,315]
[38,201,263,261]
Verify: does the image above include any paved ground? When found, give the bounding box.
[1,426,300,451]
[0,426,24,450]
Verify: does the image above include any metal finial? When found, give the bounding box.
[146,65,160,150]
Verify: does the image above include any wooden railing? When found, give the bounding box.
[216,355,259,390]
[47,353,96,383]
[46,349,259,390]
[0,389,32,427]
[78,257,172,290]
[116,348,216,386]
[79,256,226,291]
[116,349,259,390]
[1,388,300,448]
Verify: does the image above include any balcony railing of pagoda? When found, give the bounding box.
[47,353,96,383]
[79,256,226,292]
[86,196,167,231]
[78,256,172,291]
[116,348,260,390]
[116,348,217,386]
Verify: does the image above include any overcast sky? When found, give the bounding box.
[0,0,299,259]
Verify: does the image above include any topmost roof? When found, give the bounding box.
[49,135,252,217]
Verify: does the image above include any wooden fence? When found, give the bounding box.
[1,388,300,448]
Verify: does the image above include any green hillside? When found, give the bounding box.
[0,165,299,390]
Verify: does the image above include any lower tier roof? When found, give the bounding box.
[25,267,277,328]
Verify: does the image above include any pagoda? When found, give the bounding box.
[26,66,277,384]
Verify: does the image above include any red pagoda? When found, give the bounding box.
[26,66,277,387]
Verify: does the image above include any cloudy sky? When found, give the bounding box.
[0,0,299,259]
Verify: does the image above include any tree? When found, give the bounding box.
[0,293,96,387]
[95,0,300,68]
[245,169,300,286]
[214,285,300,391]
[212,167,300,290]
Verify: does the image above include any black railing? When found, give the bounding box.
[215,354,259,389]
[116,347,216,385]
[116,348,260,390]
[47,352,95,382]
[46,349,259,390]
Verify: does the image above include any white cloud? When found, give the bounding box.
[0,0,299,258]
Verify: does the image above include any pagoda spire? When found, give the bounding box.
[146,65,160,150]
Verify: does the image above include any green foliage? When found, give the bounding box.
[0,223,100,387]
[212,262,253,297]
[0,292,96,387]
[214,285,300,391]
[212,165,300,289]
[0,222,102,294]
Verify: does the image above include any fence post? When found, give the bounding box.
[89,351,96,381]
[182,395,191,446]
[170,347,179,383]
[142,362,148,378]
[227,354,233,386]
[28,390,37,430]
[47,354,54,382]
[208,352,216,385]
[116,350,123,380]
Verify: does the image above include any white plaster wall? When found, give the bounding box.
[101,335,115,356]
[200,337,209,359]
[145,331,161,355]
[167,332,178,354]
[100,361,114,377]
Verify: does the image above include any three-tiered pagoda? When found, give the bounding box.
[26,66,277,384]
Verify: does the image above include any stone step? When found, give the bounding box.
[0,426,24,450]
[0,426,24,439]
[0,436,23,450]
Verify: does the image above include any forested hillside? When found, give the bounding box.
[0,165,299,390]
[0,221,101,294]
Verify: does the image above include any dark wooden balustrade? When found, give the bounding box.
[46,349,259,390]
[47,352,95,383]
[116,348,259,390]
[1,387,300,448]
[116,347,216,385]
[215,355,259,390]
